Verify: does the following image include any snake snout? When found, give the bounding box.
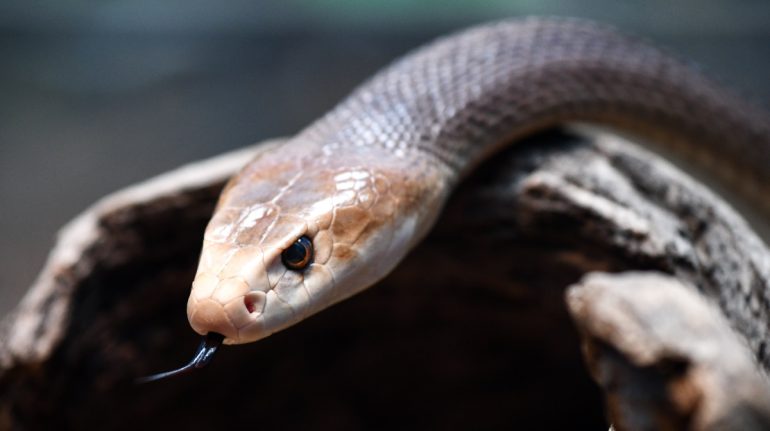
[187,298,239,340]
[187,275,267,343]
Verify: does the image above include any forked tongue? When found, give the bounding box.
[137,332,224,383]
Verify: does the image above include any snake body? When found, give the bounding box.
[178,18,770,351]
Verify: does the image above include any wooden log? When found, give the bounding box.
[568,272,770,431]
[1,130,768,430]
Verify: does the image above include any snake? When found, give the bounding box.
[140,17,770,382]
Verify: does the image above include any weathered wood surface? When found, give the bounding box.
[1,130,769,430]
[568,272,770,431]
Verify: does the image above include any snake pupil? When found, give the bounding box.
[281,236,313,270]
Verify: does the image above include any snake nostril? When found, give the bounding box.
[243,292,266,315]
[244,296,256,313]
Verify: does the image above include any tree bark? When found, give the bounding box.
[1,129,769,430]
[568,272,770,431]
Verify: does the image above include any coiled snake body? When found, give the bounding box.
[142,18,770,381]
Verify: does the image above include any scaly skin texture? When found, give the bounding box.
[187,143,448,343]
[187,18,770,344]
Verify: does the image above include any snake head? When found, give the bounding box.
[187,143,446,344]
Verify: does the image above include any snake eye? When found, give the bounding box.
[281,236,313,270]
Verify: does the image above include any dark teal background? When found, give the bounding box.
[2,1,769,316]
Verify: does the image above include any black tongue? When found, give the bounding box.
[136,332,225,383]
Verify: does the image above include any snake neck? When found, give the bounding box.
[300,17,770,223]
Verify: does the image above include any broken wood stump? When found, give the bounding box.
[1,130,769,430]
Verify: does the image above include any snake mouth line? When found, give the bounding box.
[136,332,225,383]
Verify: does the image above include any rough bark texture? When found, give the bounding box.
[568,272,770,431]
[1,129,768,430]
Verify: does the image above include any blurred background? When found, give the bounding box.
[1,0,769,318]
